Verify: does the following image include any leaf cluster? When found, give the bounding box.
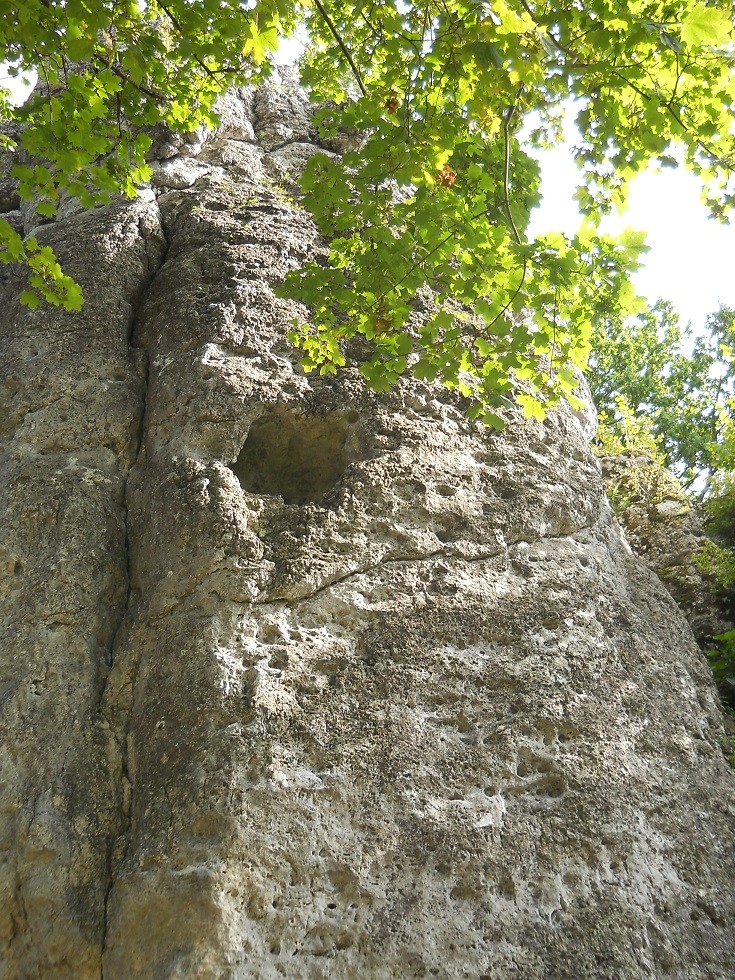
[588,301,735,487]
[2,1,735,420]
[282,0,735,420]
[706,626,735,697]
[0,0,300,305]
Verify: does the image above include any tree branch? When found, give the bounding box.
[94,55,166,102]
[155,0,218,79]
[313,0,367,96]
[502,96,523,246]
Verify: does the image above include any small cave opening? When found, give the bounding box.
[232,409,355,505]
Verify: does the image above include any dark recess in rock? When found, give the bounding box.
[232,409,354,504]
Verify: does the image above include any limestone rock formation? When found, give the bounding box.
[599,453,734,648]
[2,75,735,979]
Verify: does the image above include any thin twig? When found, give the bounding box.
[486,258,528,334]
[94,54,166,102]
[313,0,367,96]
[502,96,523,245]
[155,0,218,79]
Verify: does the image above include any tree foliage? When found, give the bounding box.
[2,0,735,420]
[588,302,735,486]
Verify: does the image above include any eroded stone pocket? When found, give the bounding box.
[233,409,355,505]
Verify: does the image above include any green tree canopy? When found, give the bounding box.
[2,0,735,421]
[588,302,735,487]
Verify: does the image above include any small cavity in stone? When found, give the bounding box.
[233,409,353,504]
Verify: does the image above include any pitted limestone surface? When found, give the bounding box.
[0,194,167,978]
[2,73,735,980]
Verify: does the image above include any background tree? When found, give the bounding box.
[588,302,735,489]
[2,0,735,421]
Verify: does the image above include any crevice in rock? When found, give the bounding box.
[98,204,170,974]
[258,523,598,607]
[265,136,317,153]
[259,547,505,606]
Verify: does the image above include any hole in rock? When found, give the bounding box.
[233,410,355,505]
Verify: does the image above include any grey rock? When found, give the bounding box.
[144,124,203,163]
[212,89,257,144]
[253,69,314,150]
[600,453,735,645]
[264,141,339,183]
[0,173,20,214]
[198,139,266,180]
[0,208,22,235]
[2,80,735,980]
[0,124,23,214]
[150,156,212,190]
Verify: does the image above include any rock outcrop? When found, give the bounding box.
[2,76,735,979]
[599,453,735,648]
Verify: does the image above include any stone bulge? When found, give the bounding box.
[1,72,735,979]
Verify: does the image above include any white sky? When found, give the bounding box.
[4,53,734,334]
[528,132,735,333]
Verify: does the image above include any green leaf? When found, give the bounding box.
[659,30,682,53]
[414,359,440,382]
[681,4,732,47]
[19,290,41,309]
[516,393,547,421]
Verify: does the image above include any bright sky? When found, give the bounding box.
[527,127,735,334]
[4,53,734,335]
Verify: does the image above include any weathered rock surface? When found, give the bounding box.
[599,454,735,647]
[2,75,735,979]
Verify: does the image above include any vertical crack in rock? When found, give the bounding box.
[99,209,170,974]
[0,190,168,977]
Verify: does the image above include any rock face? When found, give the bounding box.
[599,454,734,648]
[2,76,735,979]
